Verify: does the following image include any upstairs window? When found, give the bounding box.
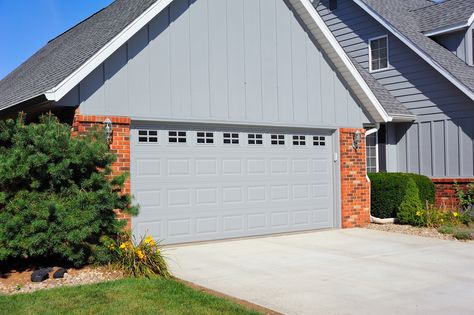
[369,36,389,72]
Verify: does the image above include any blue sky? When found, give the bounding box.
[0,0,113,80]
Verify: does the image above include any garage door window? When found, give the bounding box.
[138,130,158,143]
[223,133,239,144]
[293,135,306,146]
[169,131,186,143]
[248,134,263,145]
[197,132,214,144]
[313,136,326,146]
[271,134,285,145]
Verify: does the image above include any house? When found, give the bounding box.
[317,0,474,208]
[0,0,472,244]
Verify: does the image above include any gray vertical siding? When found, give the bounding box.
[58,0,372,129]
[433,31,471,65]
[317,0,474,178]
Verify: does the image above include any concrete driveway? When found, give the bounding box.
[166,229,474,315]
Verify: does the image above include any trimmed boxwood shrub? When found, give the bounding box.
[368,172,434,219]
[0,114,138,267]
[404,173,435,206]
[368,173,408,218]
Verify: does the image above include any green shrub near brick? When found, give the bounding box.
[404,173,435,206]
[368,172,435,220]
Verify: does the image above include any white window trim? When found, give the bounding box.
[368,35,389,73]
[365,131,379,173]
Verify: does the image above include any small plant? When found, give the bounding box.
[454,182,474,212]
[437,225,454,235]
[452,229,472,240]
[107,233,170,278]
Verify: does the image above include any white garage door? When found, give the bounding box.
[131,124,336,244]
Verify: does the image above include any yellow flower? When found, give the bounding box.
[136,249,145,260]
[453,212,459,217]
[119,243,126,249]
[416,211,422,217]
[144,235,155,246]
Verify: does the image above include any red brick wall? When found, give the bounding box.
[339,128,370,228]
[432,178,474,210]
[72,110,132,228]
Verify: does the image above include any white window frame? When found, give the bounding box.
[368,35,389,73]
[365,130,379,173]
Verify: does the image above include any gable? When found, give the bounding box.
[58,0,373,128]
[318,0,474,123]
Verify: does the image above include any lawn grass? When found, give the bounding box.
[0,278,262,315]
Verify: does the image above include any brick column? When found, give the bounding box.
[432,178,474,210]
[72,110,132,229]
[339,128,370,228]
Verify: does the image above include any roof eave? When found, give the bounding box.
[289,0,392,123]
[389,113,417,122]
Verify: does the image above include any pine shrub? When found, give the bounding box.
[0,114,138,267]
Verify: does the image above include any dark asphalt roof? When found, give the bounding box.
[0,0,158,111]
[412,0,474,32]
[351,59,414,117]
[357,0,474,96]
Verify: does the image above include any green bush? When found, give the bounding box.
[0,114,138,267]
[404,173,435,206]
[396,179,424,226]
[368,173,435,219]
[368,173,408,218]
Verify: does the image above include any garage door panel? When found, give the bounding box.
[131,126,335,244]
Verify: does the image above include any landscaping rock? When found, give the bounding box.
[1,267,124,295]
[53,268,68,279]
[31,269,50,282]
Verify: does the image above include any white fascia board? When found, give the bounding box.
[424,12,474,36]
[389,114,417,122]
[353,0,474,102]
[295,0,392,123]
[44,0,174,102]
[424,22,470,37]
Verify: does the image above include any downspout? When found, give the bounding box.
[365,124,395,224]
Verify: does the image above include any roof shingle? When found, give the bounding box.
[0,0,158,111]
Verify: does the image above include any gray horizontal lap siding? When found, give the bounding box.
[317,0,474,178]
[59,0,371,129]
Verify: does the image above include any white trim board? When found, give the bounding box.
[353,0,474,102]
[44,0,174,102]
[368,35,390,73]
[424,12,474,37]
[43,0,396,123]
